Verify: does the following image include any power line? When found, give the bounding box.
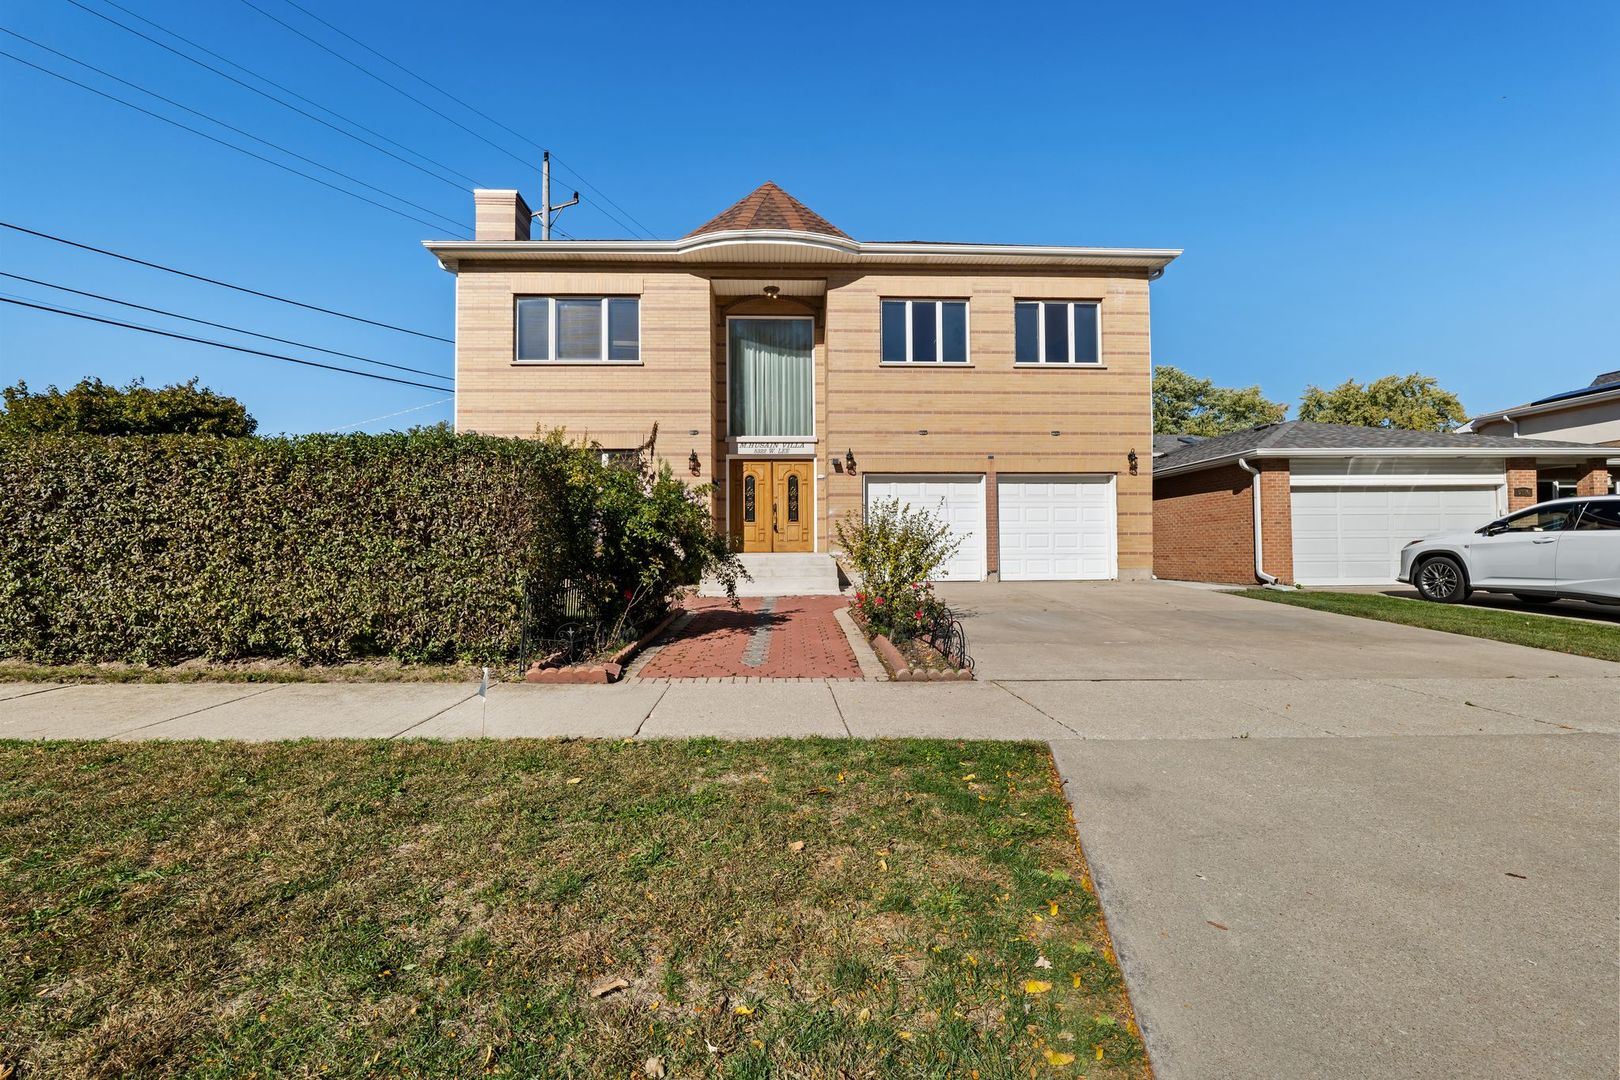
[238,0,530,171]
[0,27,468,235]
[64,0,477,194]
[545,153,659,241]
[0,49,466,237]
[332,395,454,431]
[0,271,452,382]
[253,0,659,240]
[0,295,454,393]
[0,222,454,344]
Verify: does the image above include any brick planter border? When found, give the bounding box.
[524,607,683,685]
[870,633,974,682]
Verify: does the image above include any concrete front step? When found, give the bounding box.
[699,553,844,597]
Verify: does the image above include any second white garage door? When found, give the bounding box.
[863,474,986,581]
[998,475,1118,581]
[1291,485,1503,585]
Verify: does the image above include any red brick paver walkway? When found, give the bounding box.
[637,596,862,679]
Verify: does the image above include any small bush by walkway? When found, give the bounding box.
[1233,589,1620,663]
[0,738,1146,1078]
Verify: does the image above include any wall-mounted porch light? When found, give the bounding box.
[763,285,780,301]
[688,449,701,475]
[1128,448,1139,475]
[844,448,857,475]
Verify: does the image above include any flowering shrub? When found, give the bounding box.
[837,498,961,642]
[851,580,950,643]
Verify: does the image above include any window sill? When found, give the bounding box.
[511,360,645,367]
[878,362,976,368]
[1012,363,1109,370]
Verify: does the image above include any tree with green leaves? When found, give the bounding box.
[1296,373,1466,432]
[1153,365,1287,436]
[0,377,257,437]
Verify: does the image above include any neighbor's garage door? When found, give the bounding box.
[864,474,986,581]
[1290,486,1501,585]
[997,475,1117,580]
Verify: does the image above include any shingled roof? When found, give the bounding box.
[685,182,850,239]
[1154,421,1603,473]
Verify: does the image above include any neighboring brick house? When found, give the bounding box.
[1152,422,1612,586]
[1458,370,1620,500]
[425,182,1180,583]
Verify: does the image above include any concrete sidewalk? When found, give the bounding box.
[4,672,1617,1080]
[2,674,1617,741]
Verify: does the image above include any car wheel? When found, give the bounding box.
[1512,593,1556,606]
[1415,555,1468,603]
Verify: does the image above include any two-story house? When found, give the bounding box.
[425,182,1179,584]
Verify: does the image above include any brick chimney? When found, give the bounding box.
[473,189,532,241]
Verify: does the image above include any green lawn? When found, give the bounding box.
[0,738,1145,1079]
[1234,589,1620,663]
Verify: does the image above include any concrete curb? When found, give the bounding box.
[524,608,683,685]
[871,633,974,682]
[833,606,889,681]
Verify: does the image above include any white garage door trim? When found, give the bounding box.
[997,474,1118,581]
[862,474,986,582]
[1290,483,1505,586]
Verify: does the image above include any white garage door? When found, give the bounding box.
[998,475,1117,581]
[1291,486,1502,585]
[863,474,986,581]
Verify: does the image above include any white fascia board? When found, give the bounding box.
[1153,445,1613,479]
[422,232,1182,271]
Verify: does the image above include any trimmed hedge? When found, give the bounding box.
[0,429,731,665]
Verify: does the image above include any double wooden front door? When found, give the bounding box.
[737,460,813,553]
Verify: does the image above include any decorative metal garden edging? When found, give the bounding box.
[923,608,973,673]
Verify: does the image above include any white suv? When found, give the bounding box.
[1398,496,1620,605]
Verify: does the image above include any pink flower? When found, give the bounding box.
[874,596,884,606]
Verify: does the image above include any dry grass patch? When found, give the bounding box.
[0,738,1146,1078]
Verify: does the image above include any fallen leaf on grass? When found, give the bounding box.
[1024,980,1053,994]
[589,977,629,999]
[1043,1048,1076,1066]
[1034,955,1052,969]
[1096,1046,1105,1060]
[787,840,805,852]
[644,1056,666,1078]
[734,1004,754,1015]
[961,773,977,781]
[566,777,582,785]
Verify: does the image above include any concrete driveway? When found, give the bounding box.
[935,580,1617,680]
[935,581,1619,1079]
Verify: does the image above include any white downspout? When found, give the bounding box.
[1501,412,1519,437]
[1237,457,1290,589]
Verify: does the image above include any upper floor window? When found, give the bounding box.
[515,297,640,363]
[881,300,968,364]
[1014,301,1100,365]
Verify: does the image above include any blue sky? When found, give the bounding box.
[2,0,1616,433]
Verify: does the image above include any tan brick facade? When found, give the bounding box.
[1152,462,1292,585]
[447,261,1159,579]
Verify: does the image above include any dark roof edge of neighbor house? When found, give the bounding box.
[1152,421,1610,478]
[1458,370,1620,429]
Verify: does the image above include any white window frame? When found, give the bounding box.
[1014,300,1103,366]
[513,296,642,364]
[880,299,971,365]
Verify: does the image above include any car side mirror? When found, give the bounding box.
[1479,522,1505,536]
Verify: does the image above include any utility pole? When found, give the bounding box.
[537,151,579,240]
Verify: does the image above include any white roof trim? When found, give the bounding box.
[1153,444,1614,479]
[423,229,1182,272]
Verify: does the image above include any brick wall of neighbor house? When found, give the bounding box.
[1575,462,1612,496]
[1507,458,1538,510]
[820,272,1154,579]
[1153,461,1293,585]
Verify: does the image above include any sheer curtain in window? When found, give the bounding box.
[728,318,813,437]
